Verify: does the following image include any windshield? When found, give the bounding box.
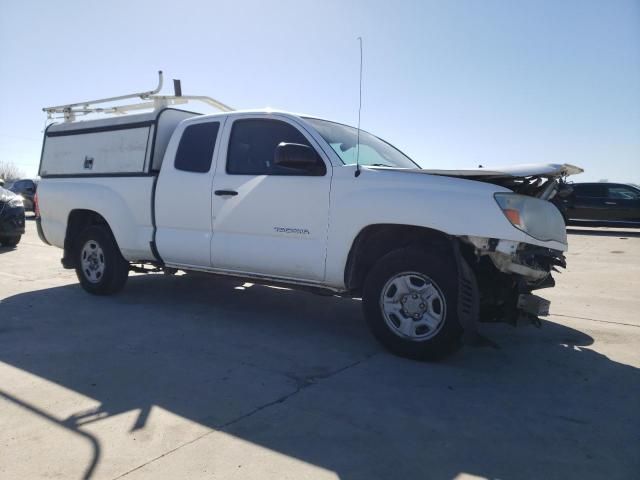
[304,118,419,169]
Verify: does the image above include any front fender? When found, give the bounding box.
[324,167,566,288]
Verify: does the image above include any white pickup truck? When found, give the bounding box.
[37,77,582,360]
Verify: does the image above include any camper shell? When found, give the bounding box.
[39,109,199,178]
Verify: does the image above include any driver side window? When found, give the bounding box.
[226,119,325,176]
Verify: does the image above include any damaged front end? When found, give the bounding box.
[382,162,582,332]
[462,236,566,326]
[422,163,582,332]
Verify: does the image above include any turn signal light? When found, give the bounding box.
[503,208,521,226]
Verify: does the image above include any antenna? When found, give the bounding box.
[355,37,363,178]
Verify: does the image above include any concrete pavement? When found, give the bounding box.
[1,218,639,479]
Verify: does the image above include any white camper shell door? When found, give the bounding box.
[41,124,153,176]
[40,109,197,177]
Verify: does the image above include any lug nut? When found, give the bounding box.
[412,294,418,299]
[419,303,425,309]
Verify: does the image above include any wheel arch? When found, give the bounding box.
[344,224,455,293]
[62,209,119,268]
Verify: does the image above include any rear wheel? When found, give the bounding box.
[362,247,463,360]
[0,235,21,247]
[75,226,129,295]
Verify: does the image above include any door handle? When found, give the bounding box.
[214,190,238,196]
[605,201,617,205]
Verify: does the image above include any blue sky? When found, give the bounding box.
[1,0,638,182]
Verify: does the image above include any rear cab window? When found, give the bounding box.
[174,122,220,173]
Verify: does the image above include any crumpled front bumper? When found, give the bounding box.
[465,236,565,283]
[462,235,566,326]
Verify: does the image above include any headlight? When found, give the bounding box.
[494,193,566,244]
[7,195,24,208]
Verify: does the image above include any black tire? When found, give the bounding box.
[362,247,463,361]
[0,235,21,247]
[74,225,129,295]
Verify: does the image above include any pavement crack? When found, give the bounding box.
[219,352,378,430]
[110,352,377,479]
[110,427,216,480]
[551,313,640,328]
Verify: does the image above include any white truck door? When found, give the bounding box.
[210,115,331,281]
[155,119,223,267]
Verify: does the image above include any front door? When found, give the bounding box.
[210,115,331,282]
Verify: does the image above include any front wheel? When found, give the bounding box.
[75,226,129,295]
[362,247,463,361]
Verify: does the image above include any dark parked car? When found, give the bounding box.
[9,178,38,212]
[0,186,25,246]
[554,182,640,227]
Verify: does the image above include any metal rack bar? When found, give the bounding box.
[43,71,233,122]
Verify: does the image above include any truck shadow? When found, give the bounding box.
[1,274,639,479]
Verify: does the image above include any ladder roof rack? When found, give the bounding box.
[43,71,233,122]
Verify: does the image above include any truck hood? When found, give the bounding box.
[369,162,584,199]
[373,163,584,180]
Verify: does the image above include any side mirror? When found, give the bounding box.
[274,143,324,175]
